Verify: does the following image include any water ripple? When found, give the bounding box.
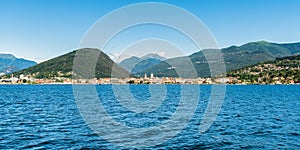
[0,85,299,149]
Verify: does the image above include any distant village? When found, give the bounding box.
[227,63,300,84]
[0,71,298,85]
[0,73,220,84]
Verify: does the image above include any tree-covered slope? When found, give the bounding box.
[227,54,300,84]
[12,48,129,79]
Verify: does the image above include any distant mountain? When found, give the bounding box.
[227,54,300,84]
[137,41,300,77]
[12,48,129,79]
[118,56,141,72]
[0,54,36,75]
[275,42,300,55]
[131,58,162,74]
[118,53,166,74]
[141,53,166,61]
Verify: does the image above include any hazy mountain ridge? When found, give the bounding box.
[0,54,37,74]
[141,53,166,61]
[118,53,166,74]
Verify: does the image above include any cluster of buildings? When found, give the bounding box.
[0,74,72,84]
[95,74,219,84]
[2,71,298,85]
[57,73,228,84]
[1,73,231,84]
[0,74,33,84]
[227,63,300,84]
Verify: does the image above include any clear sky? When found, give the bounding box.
[0,0,300,62]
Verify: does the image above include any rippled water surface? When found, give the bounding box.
[0,85,299,149]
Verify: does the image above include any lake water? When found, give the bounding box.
[0,85,299,149]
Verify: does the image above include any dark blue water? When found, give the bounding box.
[0,85,299,149]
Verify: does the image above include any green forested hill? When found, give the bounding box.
[12,48,129,79]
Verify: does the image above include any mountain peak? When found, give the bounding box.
[256,40,270,44]
[0,53,16,59]
[118,53,166,74]
[128,56,140,60]
[141,53,166,61]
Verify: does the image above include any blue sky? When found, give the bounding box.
[0,0,300,62]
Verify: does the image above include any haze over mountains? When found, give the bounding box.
[0,54,36,75]
[118,53,166,74]
[4,41,300,78]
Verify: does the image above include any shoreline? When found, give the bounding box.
[0,83,299,85]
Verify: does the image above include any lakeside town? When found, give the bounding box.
[1,72,299,85]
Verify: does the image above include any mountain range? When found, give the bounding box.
[136,41,300,77]
[0,54,36,75]
[5,41,300,79]
[118,53,166,74]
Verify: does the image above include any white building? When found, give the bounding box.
[150,73,154,79]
